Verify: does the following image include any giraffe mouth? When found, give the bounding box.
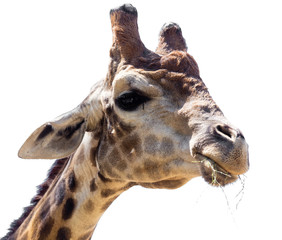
[195,154,238,186]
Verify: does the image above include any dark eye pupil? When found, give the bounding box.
[115,91,150,111]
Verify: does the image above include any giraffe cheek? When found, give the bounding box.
[143,134,175,157]
[159,137,175,156]
[144,134,159,155]
[120,133,142,158]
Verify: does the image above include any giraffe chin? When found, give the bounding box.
[196,154,238,187]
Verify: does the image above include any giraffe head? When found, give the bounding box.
[19,4,248,188]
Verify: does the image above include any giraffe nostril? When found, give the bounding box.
[214,124,236,140]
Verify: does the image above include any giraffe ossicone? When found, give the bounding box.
[3,4,249,240]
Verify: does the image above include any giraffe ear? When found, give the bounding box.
[18,107,87,159]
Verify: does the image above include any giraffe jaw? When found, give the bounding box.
[194,154,238,187]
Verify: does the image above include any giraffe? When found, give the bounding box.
[2,4,249,240]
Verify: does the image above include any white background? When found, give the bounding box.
[0,0,281,239]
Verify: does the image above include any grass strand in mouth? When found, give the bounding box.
[193,157,232,186]
[204,160,220,186]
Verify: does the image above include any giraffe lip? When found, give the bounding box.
[194,153,238,186]
[195,154,230,175]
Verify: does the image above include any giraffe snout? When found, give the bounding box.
[190,121,249,186]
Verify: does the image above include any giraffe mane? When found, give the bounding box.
[2,157,69,240]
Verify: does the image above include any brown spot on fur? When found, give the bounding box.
[68,171,77,192]
[108,148,121,166]
[62,198,76,220]
[98,172,112,183]
[90,178,97,192]
[144,135,159,154]
[55,179,66,206]
[56,227,71,240]
[38,217,54,240]
[126,174,133,180]
[134,166,143,178]
[117,160,127,171]
[144,159,160,178]
[98,139,108,160]
[160,137,174,156]
[40,199,50,220]
[101,189,116,198]
[121,133,142,158]
[84,200,94,213]
[106,146,127,170]
[100,162,121,179]
[163,158,184,175]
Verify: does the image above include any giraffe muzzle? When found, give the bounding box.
[191,122,249,186]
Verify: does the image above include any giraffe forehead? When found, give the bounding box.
[111,68,206,105]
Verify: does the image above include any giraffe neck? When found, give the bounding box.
[9,133,131,240]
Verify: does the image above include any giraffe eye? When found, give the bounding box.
[115,90,150,111]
